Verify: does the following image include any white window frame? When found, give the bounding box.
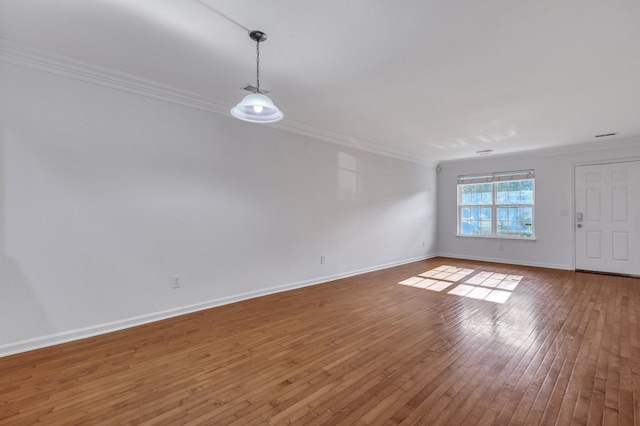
[457,170,535,239]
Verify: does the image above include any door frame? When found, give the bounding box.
[573,156,640,272]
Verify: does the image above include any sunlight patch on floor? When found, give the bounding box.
[398,266,523,304]
[448,271,522,304]
[398,265,474,293]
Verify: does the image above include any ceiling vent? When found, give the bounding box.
[595,132,617,138]
[476,149,494,156]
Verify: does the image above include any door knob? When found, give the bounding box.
[577,224,582,228]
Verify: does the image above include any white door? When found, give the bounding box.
[575,161,640,275]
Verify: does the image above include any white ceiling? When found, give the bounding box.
[2,0,640,162]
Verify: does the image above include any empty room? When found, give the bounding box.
[1,1,640,425]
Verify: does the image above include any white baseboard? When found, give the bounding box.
[0,254,436,358]
[436,252,573,271]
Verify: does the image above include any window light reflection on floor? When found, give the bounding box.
[398,265,523,304]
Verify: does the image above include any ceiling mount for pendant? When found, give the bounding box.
[231,30,283,124]
[249,30,267,43]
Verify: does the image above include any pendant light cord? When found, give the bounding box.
[196,1,264,95]
[256,39,261,94]
[195,0,250,32]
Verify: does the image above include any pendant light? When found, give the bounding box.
[231,31,283,123]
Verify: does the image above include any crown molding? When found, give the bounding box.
[274,120,436,165]
[437,136,640,168]
[0,39,432,166]
[0,39,230,116]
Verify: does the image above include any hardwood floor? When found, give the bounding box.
[1,257,639,425]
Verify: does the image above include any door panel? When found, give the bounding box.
[575,161,640,275]
[612,187,628,221]
[586,231,601,259]
[586,188,600,221]
[612,232,628,261]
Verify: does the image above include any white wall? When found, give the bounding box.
[0,62,437,355]
[437,140,640,269]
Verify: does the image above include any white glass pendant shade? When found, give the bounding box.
[231,92,283,123]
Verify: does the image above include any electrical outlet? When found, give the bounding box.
[320,256,326,264]
[172,275,181,288]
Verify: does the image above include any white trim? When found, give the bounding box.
[572,156,640,168]
[571,163,577,270]
[457,169,534,184]
[455,235,537,241]
[0,39,432,166]
[438,137,640,169]
[275,120,434,166]
[436,252,572,271]
[0,39,230,115]
[0,254,436,358]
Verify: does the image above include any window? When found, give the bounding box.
[458,170,535,239]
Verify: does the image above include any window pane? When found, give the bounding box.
[458,176,534,238]
[461,221,472,234]
[481,191,492,204]
[480,221,492,234]
[497,207,508,220]
[460,183,493,206]
[472,192,481,204]
[508,191,521,204]
[462,220,492,235]
[480,184,492,204]
[459,185,471,205]
[470,221,480,234]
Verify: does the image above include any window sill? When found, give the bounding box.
[456,234,537,241]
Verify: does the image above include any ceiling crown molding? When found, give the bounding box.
[274,120,435,165]
[438,136,640,168]
[0,39,432,167]
[0,39,230,115]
